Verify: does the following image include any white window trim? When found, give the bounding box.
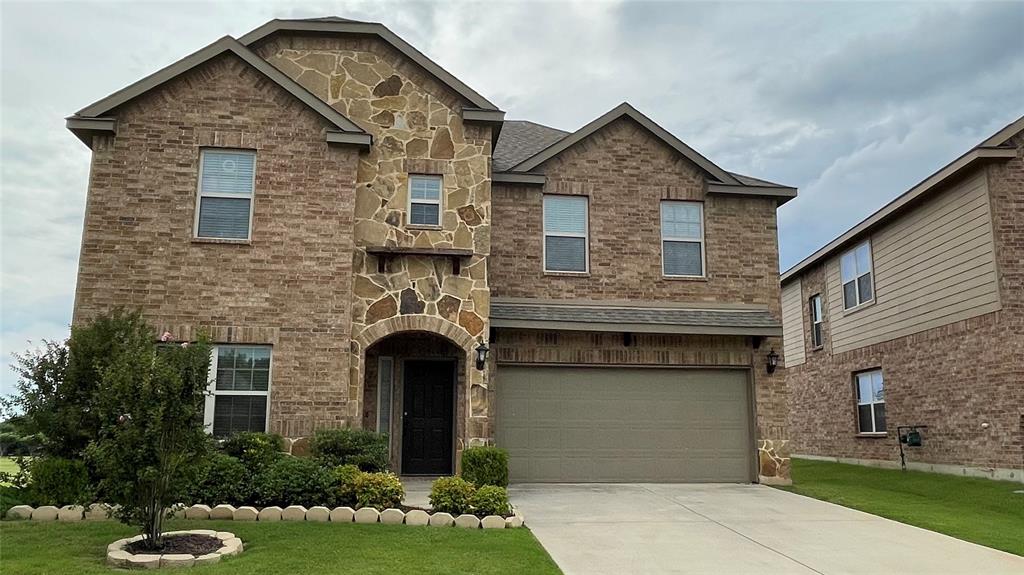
[810,294,824,349]
[203,345,272,435]
[407,174,443,228]
[542,194,590,274]
[376,356,394,452]
[855,369,885,434]
[193,148,257,241]
[660,201,706,278]
[840,240,875,311]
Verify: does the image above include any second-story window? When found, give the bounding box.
[661,201,704,277]
[543,195,588,273]
[195,149,256,240]
[809,294,824,348]
[840,240,874,310]
[409,175,442,226]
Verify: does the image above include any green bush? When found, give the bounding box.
[26,457,92,506]
[354,471,404,509]
[471,485,510,517]
[310,428,389,472]
[253,456,334,508]
[461,446,509,487]
[330,464,362,507]
[429,476,476,515]
[1,485,30,519]
[221,432,284,471]
[187,453,251,506]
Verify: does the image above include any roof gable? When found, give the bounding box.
[68,36,370,148]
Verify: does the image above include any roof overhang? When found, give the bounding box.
[66,117,116,147]
[492,172,546,185]
[708,182,799,205]
[461,107,505,142]
[781,145,1018,283]
[490,318,782,337]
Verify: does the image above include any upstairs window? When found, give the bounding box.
[661,201,704,277]
[809,294,824,349]
[855,369,886,434]
[204,345,271,437]
[409,175,442,226]
[840,241,874,310]
[543,195,589,273]
[195,149,256,240]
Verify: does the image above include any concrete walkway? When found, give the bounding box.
[510,483,1024,575]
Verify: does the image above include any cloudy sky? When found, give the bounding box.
[1,0,1022,395]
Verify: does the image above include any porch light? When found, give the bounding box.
[474,340,490,371]
[766,348,779,374]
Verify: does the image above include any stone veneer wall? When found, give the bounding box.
[252,33,492,443]
[72,53,360,437]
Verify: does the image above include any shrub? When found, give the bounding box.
[461,446,509,487]
[429,476,476,515]
[253,456,334,508]
[330,464,362,507]
[471,485,510,517]
[221,432,284,471]
[26,457,92,506]
[310,428,389,472]
[187,453,251,506]
[1,485,29,519]
[353,471,404,509]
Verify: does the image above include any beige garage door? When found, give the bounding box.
[496,366,754,483]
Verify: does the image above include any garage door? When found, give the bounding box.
[496,366,754,483]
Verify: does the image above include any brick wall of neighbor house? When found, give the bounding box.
[786,149,1024,475]
[72,53,361,437]
[252,33,492,446]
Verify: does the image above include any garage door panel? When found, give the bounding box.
[496,366,753,483]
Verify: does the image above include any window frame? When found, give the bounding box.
[542,194,590,274]
[407,174,443,228]
[376,356,394,452]
[193,148,257,241]
[854,369,886,435]
[203,344,272,436]
[809,294,824,349]
[840,240,875,311]
[660,200,706,278]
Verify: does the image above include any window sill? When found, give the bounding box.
[855,432,888,438]
[406,224,443,231]
[842,299,876,316]
[544,271,590,278]
[663,275,708,282]
[811,345,825,352]
[192,237,251,246]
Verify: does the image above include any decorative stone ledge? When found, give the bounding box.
[105,530,242,569]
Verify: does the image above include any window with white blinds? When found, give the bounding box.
[195,149,256,240]
[408,175,442,226]
[204,345,271,437]
[661,201,704,277]
[543,195,588,272]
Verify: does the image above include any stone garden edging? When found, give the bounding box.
[6,503,526,529]
[105,530,242,569]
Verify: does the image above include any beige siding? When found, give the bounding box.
[781,278,805,366]
[826,172,1000,354]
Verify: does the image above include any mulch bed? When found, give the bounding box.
[126,534,221,555]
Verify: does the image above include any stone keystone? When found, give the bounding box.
[404,509,430,526]
[282,505,308,521]
[257,506,282,522]
[126,554,161,569]
[454,514,480,529]
[209,504,236,520]
[6,505,32,520]
[379,508,405,524]
[306,506,330,522]
[428,512,454,527]
[160,554,196,568]
[106,549,131,567]
[184,504,211,520]
[31,505,59,521]
[194,553,221,566]
[233,506,258,521]
[329,506,355,523]
[354,507,380,524]
[481,515,505,529]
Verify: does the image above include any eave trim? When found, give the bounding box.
[490,318,782,337]
[707,183,799,205]
[492,172,546,185]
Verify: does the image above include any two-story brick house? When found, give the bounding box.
[781,116,1024,482]
[67,17,796,483]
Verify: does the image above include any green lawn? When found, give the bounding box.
[0,520,561,574]
[0,456,20,477]
[778,458,1024,556]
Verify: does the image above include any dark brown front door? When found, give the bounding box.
[402,360,455,475]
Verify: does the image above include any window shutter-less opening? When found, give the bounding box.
[841,241,874,309]
[662,201,704,276]
[205,345,271,437]
[856,370,886,433]
[196,149,255,240]
[810,294,824,348]
[543,195,588,272]
[409,175,442,226]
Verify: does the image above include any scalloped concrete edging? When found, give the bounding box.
[105,530,242,569]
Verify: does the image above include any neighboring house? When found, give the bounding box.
[66,17,797,484]
[781,117,1024,482]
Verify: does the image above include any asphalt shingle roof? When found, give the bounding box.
[491,301,781,334]
[492,120,569,172]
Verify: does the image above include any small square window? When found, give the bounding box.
[408,175,442,226]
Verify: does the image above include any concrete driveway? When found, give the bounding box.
[510,483,1024,575]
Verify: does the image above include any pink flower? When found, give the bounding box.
[160,331,173,342]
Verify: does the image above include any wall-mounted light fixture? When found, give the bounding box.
[474,340,490,371]
[766,348,779,374]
